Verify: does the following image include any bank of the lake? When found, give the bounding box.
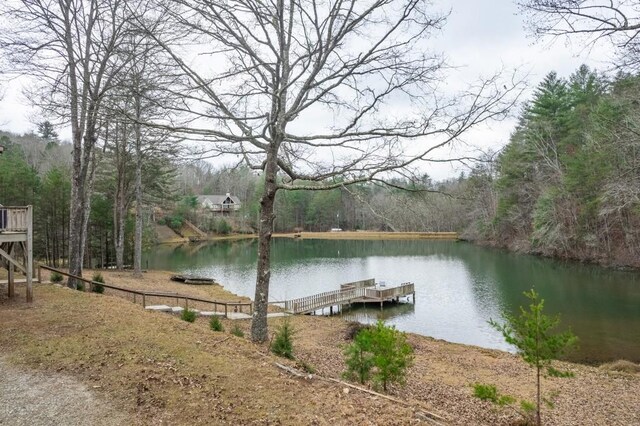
[144,238,640,364]
[2,270,639,425]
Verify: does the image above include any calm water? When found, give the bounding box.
[143,239,640,363]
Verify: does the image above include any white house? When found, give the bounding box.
[197,193,242,212]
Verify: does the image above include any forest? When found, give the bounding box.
[3,64,639,268]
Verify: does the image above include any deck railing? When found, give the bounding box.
[0,207,29,232]
[284,287,368,314]
[38,265,253,317]
[365,282,415,300]
[339,278,375,291]
[283,281,415,314]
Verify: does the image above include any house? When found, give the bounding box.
[197,193,242,213]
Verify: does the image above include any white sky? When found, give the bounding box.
[0,0,612,180]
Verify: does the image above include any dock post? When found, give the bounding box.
[26,205,33,302]
[7,257,14,298]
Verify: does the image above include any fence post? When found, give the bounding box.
[224,304,228,318]
[142,294,146,308]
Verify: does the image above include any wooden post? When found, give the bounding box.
[26,206,33,302]
[142,294,146,308]
[224,304,228,318]
[7,254,14,298]
[37,264,42,283]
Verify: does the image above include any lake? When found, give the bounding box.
[143,238,640,364]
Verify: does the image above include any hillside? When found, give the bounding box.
[1,272,638,425]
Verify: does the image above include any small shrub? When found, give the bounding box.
[76,281,85,291]
[209,316,224,332]
[181,308,197,323]
[50,271,63,283]
[91,272,105,294]
[343,320,413,391]
[472,383,515,406]
[271,318,295,359]
[230,323,244,337]
[297,359,316,374]
[489,288,577,426]
[472,383,534,424]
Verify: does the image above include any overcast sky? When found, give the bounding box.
[0,0,611,180]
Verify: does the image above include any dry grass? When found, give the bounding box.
[600,360,640,375]
[1,272,639,425]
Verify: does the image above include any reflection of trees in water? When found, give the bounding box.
[340,301,416,324]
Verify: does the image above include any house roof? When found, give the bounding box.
[197,194,241,205]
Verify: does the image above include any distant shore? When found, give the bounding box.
[156,230,459,244]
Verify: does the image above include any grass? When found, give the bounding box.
[1,270,638,425]
[0,285,414,424]
[600,360,640,374]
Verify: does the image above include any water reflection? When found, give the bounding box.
[144,239,640,363]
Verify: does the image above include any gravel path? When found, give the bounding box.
[0,358,129,426]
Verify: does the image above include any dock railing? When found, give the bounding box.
[38,265,252,317]
[339,278,375,291]
[0,207,29,232]
[282,280,415,314]
[365,282,414,300]
[284,287,368,314]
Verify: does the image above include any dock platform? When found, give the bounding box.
[281,279,415,315]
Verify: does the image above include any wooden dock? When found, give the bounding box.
[282,278,415,315]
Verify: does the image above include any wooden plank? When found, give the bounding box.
[0,247,26,273]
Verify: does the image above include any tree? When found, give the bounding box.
[489,289,577,426]
[144,0,522,342]
[343,320,413,392]
[0,0,140,287]
[518,0,640,69]
[37,121,59,148]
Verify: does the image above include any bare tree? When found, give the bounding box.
[0,0,139,285]
[143,0,522,342]
[518,1,640,69]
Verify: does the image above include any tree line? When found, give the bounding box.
[463,66,640,268]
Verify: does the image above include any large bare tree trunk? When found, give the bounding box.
[251,148,279,343]
[68,132,88,287]
[133,114,143,277]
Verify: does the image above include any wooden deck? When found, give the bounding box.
[282,279,415,315]
[1,206,33,302]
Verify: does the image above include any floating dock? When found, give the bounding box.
[280,278,415,315]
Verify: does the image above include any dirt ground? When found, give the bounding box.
[0,270,638,425]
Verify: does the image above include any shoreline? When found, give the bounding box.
[1,269,638,425]
[155,230,459,244]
